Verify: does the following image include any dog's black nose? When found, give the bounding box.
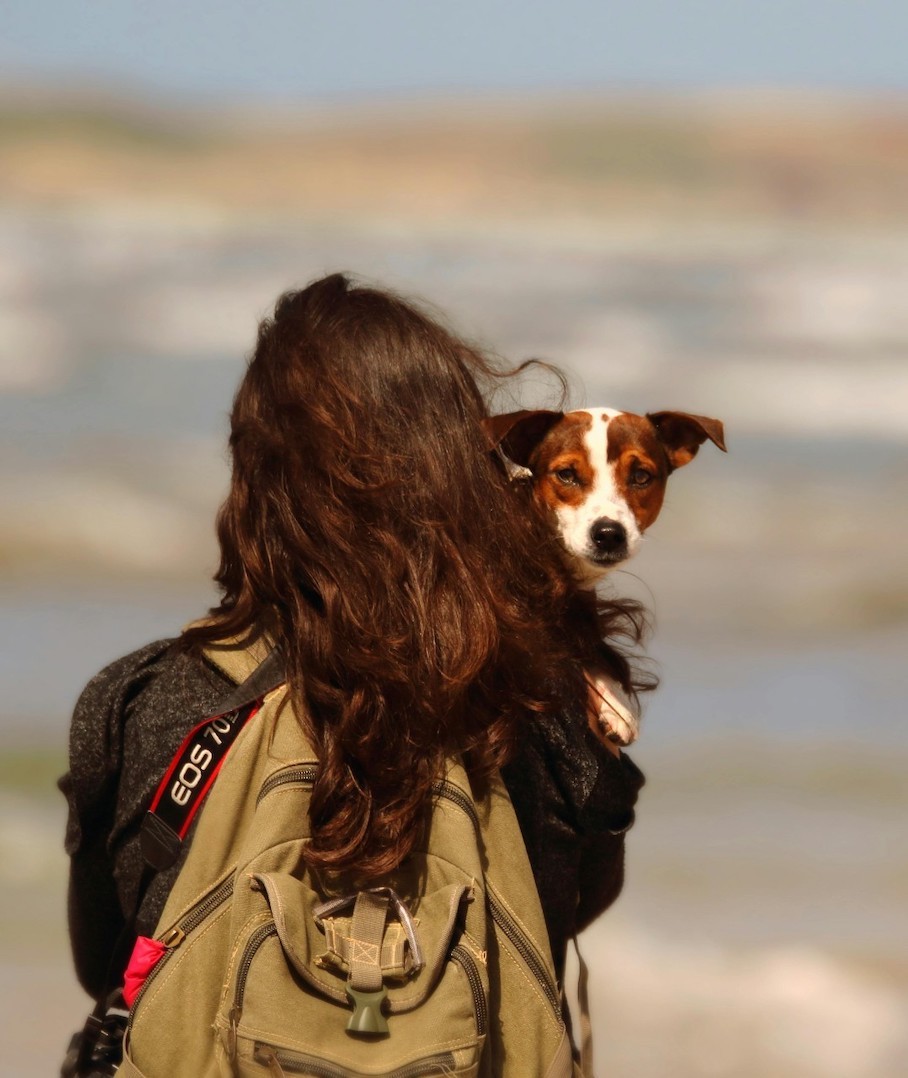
[590,519,627,555]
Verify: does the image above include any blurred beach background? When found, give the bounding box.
[1,2,906,1075]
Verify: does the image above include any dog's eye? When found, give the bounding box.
[554,466,579,486]
[630,466,654,487]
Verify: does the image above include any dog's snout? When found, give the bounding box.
[590,519,627,555]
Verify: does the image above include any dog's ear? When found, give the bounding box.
[482,409,564,469]
[647,411,727,471]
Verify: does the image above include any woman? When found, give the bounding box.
[61,273,646,1066]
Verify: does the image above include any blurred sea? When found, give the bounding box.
[2,117,908,1074]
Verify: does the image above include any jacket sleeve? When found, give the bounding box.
[574,744,645,931]
[502,699,645,975]
[58,639,178,998]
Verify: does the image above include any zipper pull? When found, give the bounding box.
[259,1045,285,1076]
[161,925,186,949]
[224,1006,239,1059]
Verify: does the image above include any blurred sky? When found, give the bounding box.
[2,0,906,103]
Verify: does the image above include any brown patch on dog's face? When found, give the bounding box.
[606,412,670,531]
[529,410,595,512]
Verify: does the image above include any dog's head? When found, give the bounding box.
[484,407,726,582]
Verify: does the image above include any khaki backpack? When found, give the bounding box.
[117,639,584,1077]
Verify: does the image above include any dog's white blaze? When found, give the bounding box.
[554,407,643,572]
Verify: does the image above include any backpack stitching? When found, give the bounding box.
[132,902,233,1029]
[218,909,273,1007]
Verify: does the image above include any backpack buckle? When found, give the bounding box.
[313,887,426,1038]
[345,985,389,1036]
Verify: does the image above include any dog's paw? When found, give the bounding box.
[587,673,640,747]
[599,704,638,746]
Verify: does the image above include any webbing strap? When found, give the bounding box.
[349,891,390,993]
[205,647,286,714]
[345,892,391,1035]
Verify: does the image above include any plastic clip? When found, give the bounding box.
[345,985,389,1036]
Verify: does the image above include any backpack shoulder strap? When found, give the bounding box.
[199,630,278,685]
[204,646,286,712]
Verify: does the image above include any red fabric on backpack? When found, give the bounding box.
[123,936,167,1007]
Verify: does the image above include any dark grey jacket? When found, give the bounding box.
[60,639,643,996]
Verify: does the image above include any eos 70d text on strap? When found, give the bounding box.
[140,647,287,872]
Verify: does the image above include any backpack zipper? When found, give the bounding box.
[431,778,480,830]
[487,890,561,1015]
[450,943,487,1037]
[433,779,561,1018]
[227,921,279,1038]
[224,920,280,1058]
[256,765,319,807]
[129,873,235,1016]
[131,765,312,1021]
[253,1044,458,1077]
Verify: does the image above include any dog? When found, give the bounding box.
[484,406,726,744]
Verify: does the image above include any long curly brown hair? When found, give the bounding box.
[183,273,651,880]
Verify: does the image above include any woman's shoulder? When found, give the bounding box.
[67,638,231,787]
[77,637,180,703]
[69,639,177,752]
[71,639,190,743]
[75,637,233,715]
